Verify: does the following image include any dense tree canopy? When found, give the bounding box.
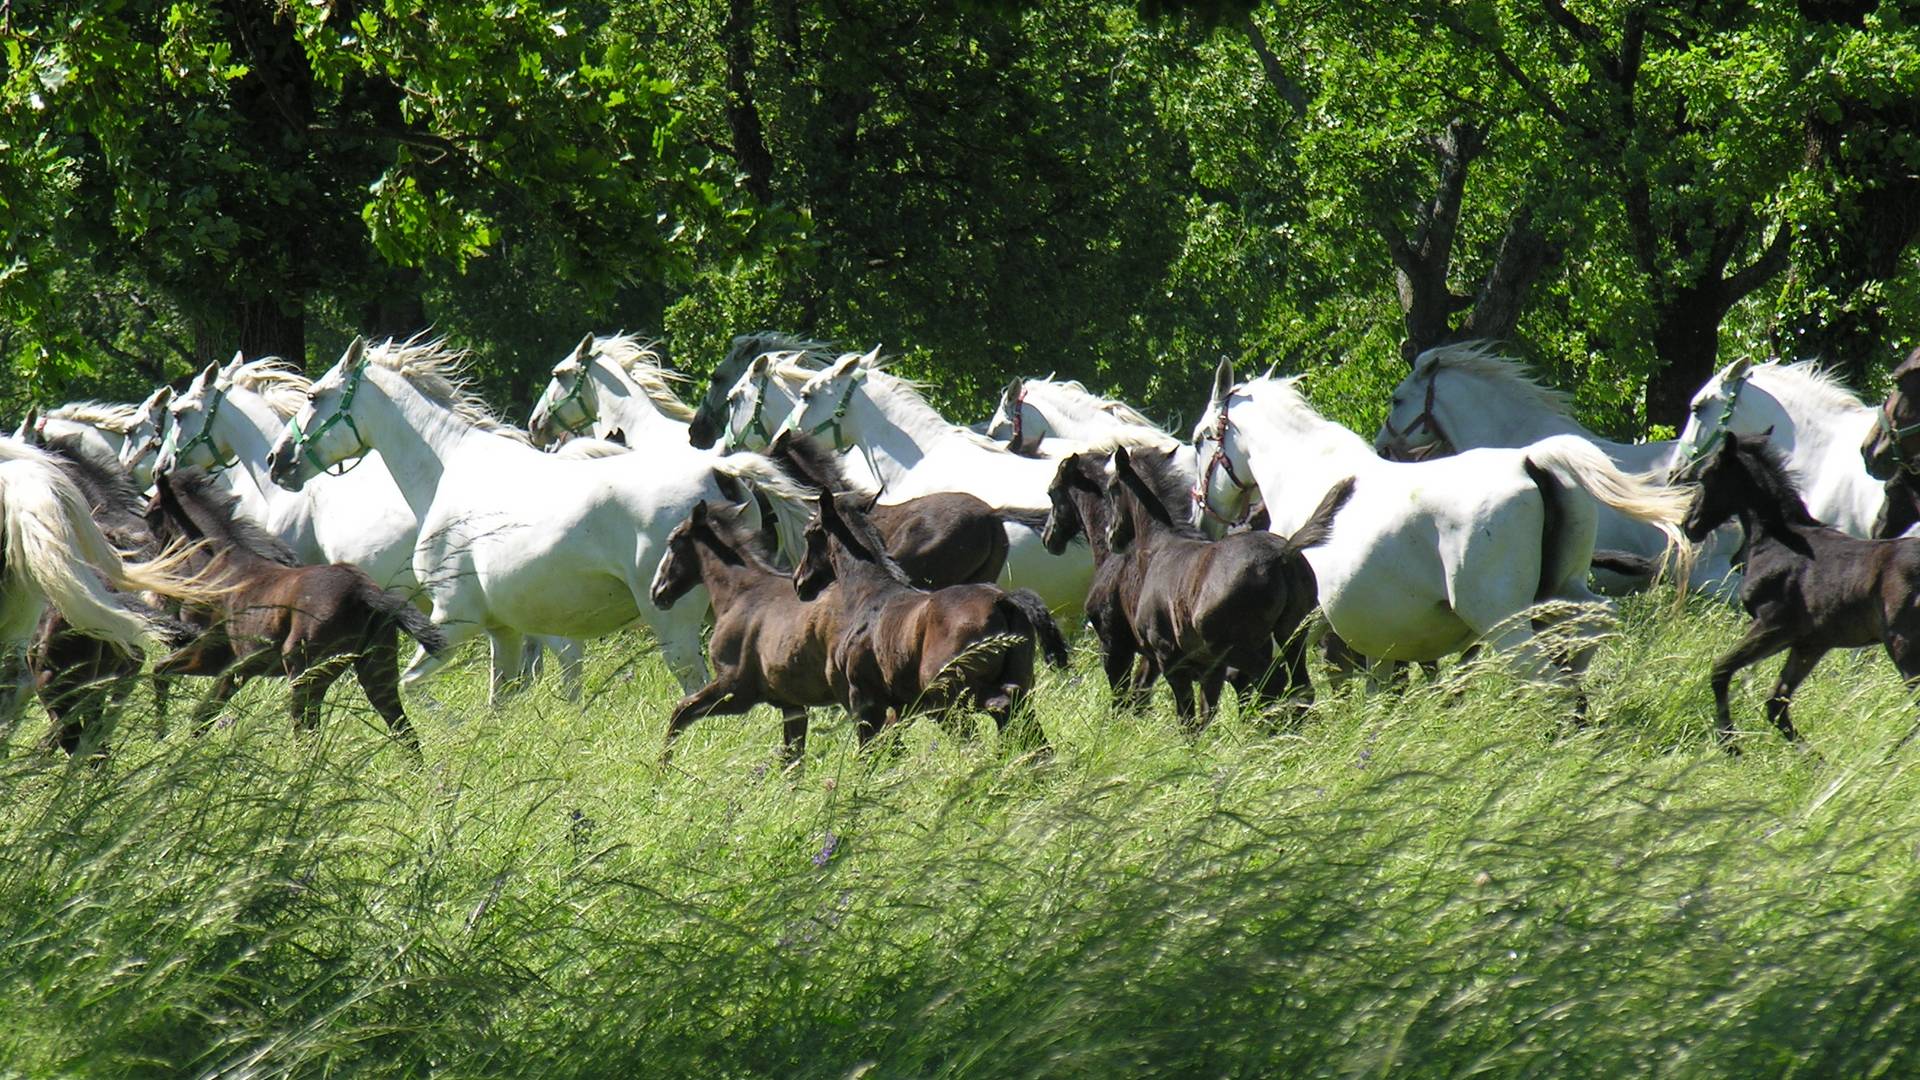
[2,0,1916,432]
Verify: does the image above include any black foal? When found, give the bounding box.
[1683,433,1920,751]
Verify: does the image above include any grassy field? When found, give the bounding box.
[4,589,1920,1078]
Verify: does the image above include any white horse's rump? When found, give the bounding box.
[1194,362,1691,681]
[1376,342,1738,594]
[1673,355,1885,537]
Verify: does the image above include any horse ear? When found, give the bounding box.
[197,362,220,389]
[18,405,39,440]
[221,350,245,378]
[1724,355,1754,384]
[575,332,596,362]
[1005,375,1023,399]
[1112,445,1134,474]
[148,385,173,409]
[343,337,367,371]
[690,500,709,524]
[747,354,772,380]
[1213,357,1235,403]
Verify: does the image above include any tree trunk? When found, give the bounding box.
[1644,284,1726,429]
[723,0,776,205]
[235,294,307,364]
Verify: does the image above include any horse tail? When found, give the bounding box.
[1523,460,1576,603]
[710,451,820,564]
[1001,588,1070,669]
[0,459,186,653]
[1282,476,1355,553]
[1525,435,1697,593]
[1591,549,1660,580]
[356,578,449,656]
[994,507,1052,534]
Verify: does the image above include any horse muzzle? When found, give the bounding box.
[687,414,719,450]
[1862,429,1899,482]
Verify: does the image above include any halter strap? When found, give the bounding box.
[1380,365,1451,459]
[548,362,598,436]
[284,360,372,477]
[171,384,239,471]
[1876,392,1920,475]
[1684,365,1751,467]
[1192,396,1256,528]
[1009,384,1027,450]
[722,364,778,451]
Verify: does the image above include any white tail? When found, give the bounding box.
[1525,434,1698,591]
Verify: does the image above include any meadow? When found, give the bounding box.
[4,589,1920,1078]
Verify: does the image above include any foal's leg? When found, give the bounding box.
[661,678,750,761]
[190,672,242,734]
[1165,669,1200,731]
[780,709,810,764]
[353,628,421,752]
[287,656,349,735]
[1710,622,1796,753]
[1764,644,1826,745]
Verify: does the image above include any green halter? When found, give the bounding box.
[548,363,598,436]
[775,367,866,451]
[722,365,779,451]
[1685,365,1751,467]
[1875,393,1920,475]
[170,384,238,471]
[284,359,372,476]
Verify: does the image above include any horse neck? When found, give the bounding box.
[1433,372,1594,449]
[594,367,688,443]
[218,389,294,499]
[356,369,475,518]
[841,378,964,485]
[1235,393,1376,527]
[827,540,906,604]
[692,530,774,611]
[1068,485,1115,564]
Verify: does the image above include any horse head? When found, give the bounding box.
[269,337,371,491]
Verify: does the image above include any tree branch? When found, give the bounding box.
[1722,220,1794,301]
[1240,12,1307,118]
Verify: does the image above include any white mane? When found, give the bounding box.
[1415,341,1573,418]
[1746,360,1872,417]
[46,401,143,433]
[364,335,533,446]
[786,356,1013,454]
[591,333,695,422]
[1021,378,1169,433]
[223,358,314,421]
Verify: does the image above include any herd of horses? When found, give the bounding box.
[9,330,1920,761]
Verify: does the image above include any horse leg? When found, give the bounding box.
[1166,670,1200,731]
[402,615,480,688]
[190,672,242,735]
[660,677,750,761]
[352,627,420,752]
[486,628,528,705]
[780,709,810,764]
[287,656,348,735]
[548,637,587,703]
[851,699,892,749]
[1764,644,1826,745]
[1709,622,1796,754]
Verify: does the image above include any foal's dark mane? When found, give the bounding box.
[769,431,861,494]
[698,501,784,575]
[823,493,916,588]
[42,434,151,549]
[724,332,835,373]
[1726,436,1821,528]
[1114,448,1205,540]
[157,468,301,566]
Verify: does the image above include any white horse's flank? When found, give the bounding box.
[528,332,697,447]
[0,438,192,652]
[1193,364,1692,676]
[1673,356,1885,537]
[985,376,1200,485]
[1376,342,1738,594]
[267,337,789,699]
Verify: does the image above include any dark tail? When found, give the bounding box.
[995,507,1052,534]
[1283,476,1356,553]
[1590,549,1659,579]
[1002,588,1070,669]
[1524,459,1571,603]
[357,580,448,655]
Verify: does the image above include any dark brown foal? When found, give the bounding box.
[1683,434,1920,752]
[1042,452,1152,708]
[146,470,447,748]
[650,500,841,761]
[767,432,1010,588]
[793,491,1069,748]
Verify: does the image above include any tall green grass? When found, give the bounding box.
[4,591,1920,1077]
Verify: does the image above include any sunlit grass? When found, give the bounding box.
[4,588,1920,1076]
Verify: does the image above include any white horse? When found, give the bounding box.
[725,348,1099,619]
[18,400,148,466]
[984,376,1201,480]
[156,356,421,592]
[686,332,834,450]
[1672,355,1885,537]
[1191,361,1693,679]
[527,332,697,448]
[117,386,175,488]
[265,336,791,700]
[1374,342,1739,595]
[0,438,199,652]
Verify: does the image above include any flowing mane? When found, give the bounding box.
[1023,378,1169,433]
[364,334,533,445]
[700,500,784,575]
[767,431,881,499]
[786,358,1012,454]
[1727,435,1821,527]
[1415,341,1573,418]
[46,401,144,433]
[41,434,152,550]
[593,333,695,422]
[159,468,302,565]
[1747,360,1872,417]
[1115,447,1206,539]
[723,332,835,374]
[824,493,916,588]
[224,357,314,421]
